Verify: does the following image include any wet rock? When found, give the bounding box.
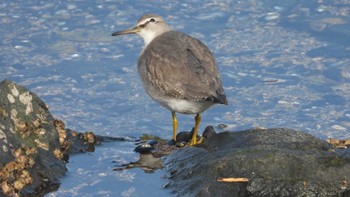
[0,80,116,197]
[163,128,350,197]
[117,135,178,172]
[0,79,67,196]
[134,140,157,154]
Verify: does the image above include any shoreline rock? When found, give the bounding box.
[0,80,113,196]
[163,127,350,197]
[0,79,67,196]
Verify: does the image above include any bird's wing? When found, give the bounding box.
[138,31,226,103]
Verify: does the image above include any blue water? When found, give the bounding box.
[47,142,172,197]
[1,0,349,196]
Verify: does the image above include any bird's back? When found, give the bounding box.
[138,31,227,106]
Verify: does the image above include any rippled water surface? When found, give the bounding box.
[1,0,349,196]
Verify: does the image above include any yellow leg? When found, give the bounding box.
[172,112,178,141]
[189,113,201,146]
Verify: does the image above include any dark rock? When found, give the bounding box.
[0,79,66,196]
[173,128,202,146]
[167,139,176,146]
[0,80,111,197]
[163,128,350,197]
[176,131,192,143]
[117,135,181,172]
[202,125,217,139]
[134,140,156,154]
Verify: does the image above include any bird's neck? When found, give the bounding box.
[139,28,171,47]
[141,31,158,47]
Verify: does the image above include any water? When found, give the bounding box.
[0,0,349,196]
[46,142,172,197]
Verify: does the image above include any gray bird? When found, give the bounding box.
[112,14,227,145]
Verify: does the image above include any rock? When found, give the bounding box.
[0,80,117,196]
[134,140,158,154]
[117,135,178,172]
[163,128,350,197]
[0,79,67,196]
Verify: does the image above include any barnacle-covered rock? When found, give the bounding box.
[0,80,107,196]
[0,80,66,196]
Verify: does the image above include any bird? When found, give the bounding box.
[112,14,227,145]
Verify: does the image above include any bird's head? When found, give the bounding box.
[112,14,172,46]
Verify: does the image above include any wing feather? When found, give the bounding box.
[138,31,226,104]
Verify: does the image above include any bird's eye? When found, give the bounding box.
[150,18,156,23]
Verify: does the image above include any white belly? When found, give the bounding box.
[154,96,215,114]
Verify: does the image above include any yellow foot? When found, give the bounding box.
[188,136,204,146]
[187,113,202,146]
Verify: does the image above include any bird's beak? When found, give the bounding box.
[111,26,142,36]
